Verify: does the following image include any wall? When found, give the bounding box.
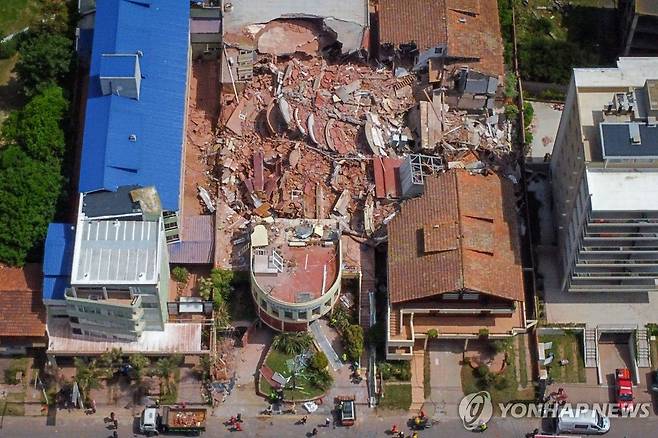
[250,241,343,331]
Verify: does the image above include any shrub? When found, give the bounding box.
[494,374,510,391]
[309,368,333,391]
[343,324,364,362]
[0,37,18,59]
[310,351,329,371]
[427,329,438,339]
[478,328,490,339]
[171,266,189,284]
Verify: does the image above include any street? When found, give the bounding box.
[1,410,657,438]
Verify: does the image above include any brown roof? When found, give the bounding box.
[387,170,523,304]
[378,0,504,78]
[379,0,448,54]
[0,264,46,338]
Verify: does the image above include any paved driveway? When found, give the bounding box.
[425,340,465,418]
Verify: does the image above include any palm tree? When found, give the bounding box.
[74,357,103,401]
[154,355,182,396]
[272,332,314,355]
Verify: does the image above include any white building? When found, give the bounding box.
[551,57,658,292]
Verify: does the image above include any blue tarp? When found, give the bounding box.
[42,224,75,301]
[78,0,189,211]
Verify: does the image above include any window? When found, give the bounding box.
[164,221,178,231]
[72,328,82,335]
[298,311,307,320]
[312,307,320,315]
[284,311,293,319]
[271,308,279,317]
[69,317,79,324]
[260,299,267,309]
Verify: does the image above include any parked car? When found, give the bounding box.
[556,408,610,435]
[614,368,634,412]
[335,395,356,426]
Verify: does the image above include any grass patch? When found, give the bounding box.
[517,335,529,388]
[3,357,30,384]
[378,360,411,382]
[461,342,532,412]
[0,392,26,416]
[423,352,431,399]
[539,331,586,383]
[379,383,412,410]
[259,349,325,401]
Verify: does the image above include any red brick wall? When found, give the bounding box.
[283,321,308,332]
[259,308,283,331]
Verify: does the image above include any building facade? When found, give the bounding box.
[385,170,527,360]
[61,187,170,341]
[250,219,343,332]
[551,58,658,292]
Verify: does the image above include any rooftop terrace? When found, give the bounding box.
[251,219,340,304]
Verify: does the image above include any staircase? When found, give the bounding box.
[636,328,651,368]
[358,245,376,332]
[584,328,598,368]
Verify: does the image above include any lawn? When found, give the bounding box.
[517,335,529,388]
[259,349,325,401]
[0,392,26,416]
[461,341,534,412]
[539,331,586,383]
[379,383,412,410]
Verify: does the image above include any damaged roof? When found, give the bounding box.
[387,169,523,304]
[379,0,505,78]
[222,0,369,53]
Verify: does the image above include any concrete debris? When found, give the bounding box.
[213,47,517,244]
[198,185,215,213]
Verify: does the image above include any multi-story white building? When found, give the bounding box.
[551,57,658,292]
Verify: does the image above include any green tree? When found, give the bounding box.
[310,351,329,371]
[1,86,68,161]
[16,31,73,96]
[272,332,313,355]
[171,266,189,284]
[74,357,103,401]
[0,146,62,265]
[426,329,438,339]
[343,324,364,362]
[154,355,182,396]
[129,354,150,379]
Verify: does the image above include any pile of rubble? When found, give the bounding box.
[210,52,517,242]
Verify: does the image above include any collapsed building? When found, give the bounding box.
[199,0,522,336]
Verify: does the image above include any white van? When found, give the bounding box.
[556,408,610,435]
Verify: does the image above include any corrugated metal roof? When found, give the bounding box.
[168,215,214,264]
[78,0,189,211]
[42,224,75,301]
[72,220,160,284]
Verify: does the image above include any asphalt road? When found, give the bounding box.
[1,411,657,438]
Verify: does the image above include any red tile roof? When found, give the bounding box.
[0,264,46,338]
[387,170,523,304]
[378,0,505,78]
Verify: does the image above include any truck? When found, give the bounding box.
[335,395,356,426]
[139,406,207,436]
[614,368,634,412]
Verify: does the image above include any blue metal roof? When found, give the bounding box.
[42,223,75,301]
[78,0,189,211]
[99,54,137,78]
